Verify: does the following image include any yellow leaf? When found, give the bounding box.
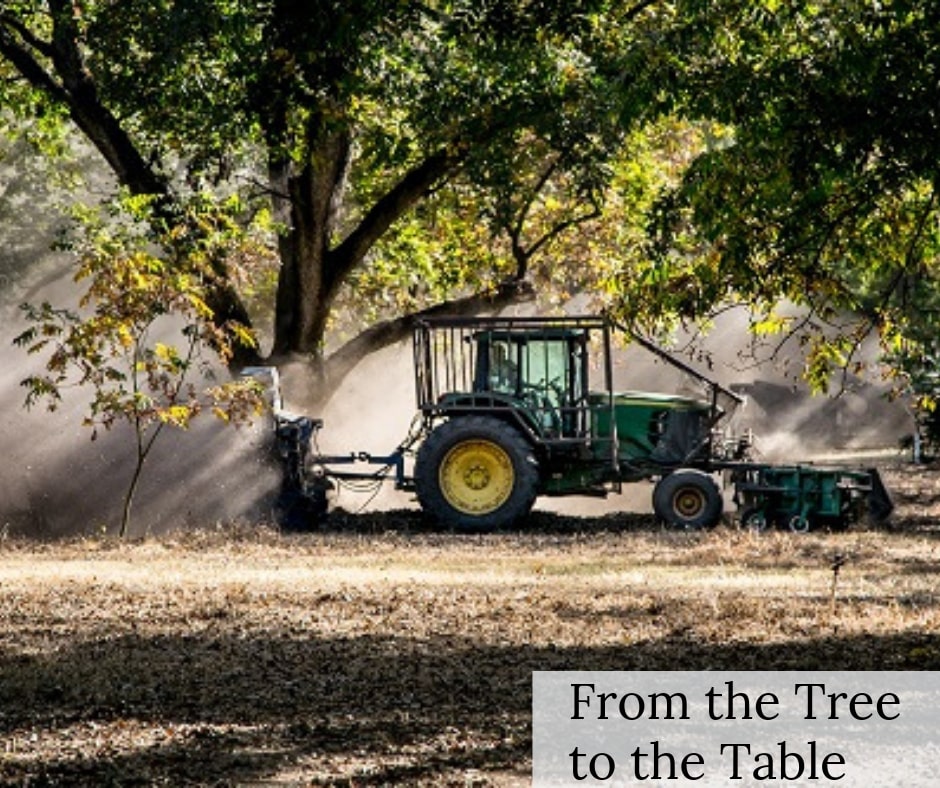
[118,325,134,349]
[187,294,214,319]
[751,313,792,336]
[159,405,193,428]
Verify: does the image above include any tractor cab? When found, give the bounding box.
[415,316,733,468]
[471,328,590,439]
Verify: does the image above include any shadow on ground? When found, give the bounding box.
[2,627,939,785]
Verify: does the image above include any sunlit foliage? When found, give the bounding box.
[14,192,265,534]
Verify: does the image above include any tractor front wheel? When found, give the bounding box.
[653,469,723,529]
[415,416,539,532]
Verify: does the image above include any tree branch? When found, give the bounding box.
[525,200,602,262]
[328,147,458,293]
[623,0,662,22]
[0,18,68,103]
[0,11,54,59]
[317,279,535,403]
[508,156,560,278]
[512,156,560,243]
[44,0,168,197]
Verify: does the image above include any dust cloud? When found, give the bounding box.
[0,260,281,538]
[297,342,419,514]
[659,307,913,461]
[1,261,913,536]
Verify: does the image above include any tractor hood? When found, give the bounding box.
[605,390,713,411]
[590,390,717,466]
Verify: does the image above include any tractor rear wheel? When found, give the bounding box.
[415,416,539,532]
[653,469,723,529]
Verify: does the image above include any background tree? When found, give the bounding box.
[642,0,940,397]
[1,0,673,394]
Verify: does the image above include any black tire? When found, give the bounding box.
[788,513,812,533]
[275,486,326,532]
[414,416,539,532]
[653,469,723,529]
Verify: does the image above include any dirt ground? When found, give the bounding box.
[1,464,939,786]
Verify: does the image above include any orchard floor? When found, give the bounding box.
[0,464,938,786]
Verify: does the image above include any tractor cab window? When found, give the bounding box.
[523,335,588,437]
[520,339,570,410]
[472,329,589,438]
[487,339,520,394]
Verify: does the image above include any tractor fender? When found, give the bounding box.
[433,394,547,446]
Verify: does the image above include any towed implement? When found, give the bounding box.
[254,315,893,532]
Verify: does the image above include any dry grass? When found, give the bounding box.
[0,466,939,785]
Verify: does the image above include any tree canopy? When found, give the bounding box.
[2,1,671,377]
[643,0,940,393]
[2,0,939,410]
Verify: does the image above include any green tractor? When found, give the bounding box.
[263,314,891,532]
[410,315,743,531]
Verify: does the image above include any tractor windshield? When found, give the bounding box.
[476,331,588,437]
[520,338,576,402]
[483,336,573,396]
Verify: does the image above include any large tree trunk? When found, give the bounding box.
[270,125,351,362]
[268,122,459,369]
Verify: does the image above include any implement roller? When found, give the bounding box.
[733,463,893,533]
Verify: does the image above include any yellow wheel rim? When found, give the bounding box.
[673,488,705,519]
[439,439,514,515]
